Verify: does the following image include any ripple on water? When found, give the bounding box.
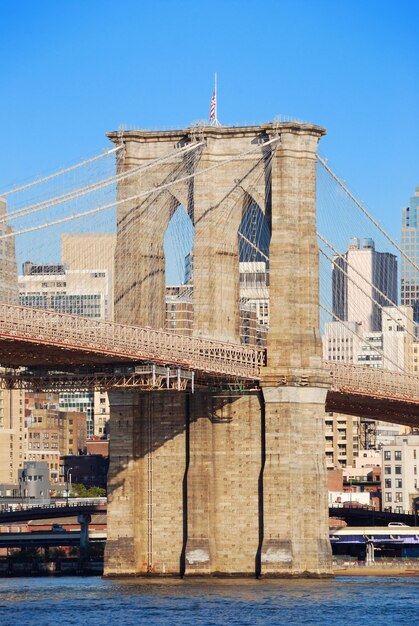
[0,576,417,626]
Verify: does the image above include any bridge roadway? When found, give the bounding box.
[0,502,416,527]
[2,528,418,552]
[0,502,106,523]
[0,530,106,549]
[0,303,417,425]
[0,302,264,380]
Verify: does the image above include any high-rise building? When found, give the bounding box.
[0,198,23,484]
[0,387,25,483]
[93,391,110,438]
[332,238,397,333]
[322,320,363,363]
[19,259,113,438]
[0,197,18,304]
[381,305,414,372]
[61,233,116,320]
[61,234,116,439]
[58,391,94,438]
[401,188,419,328]
[19,262,112,319]
[165,285,193,335]
[324,411,360,469]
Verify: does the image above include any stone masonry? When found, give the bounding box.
[104,123,333,577]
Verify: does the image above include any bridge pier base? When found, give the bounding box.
[104,387,332,578]
[105,390,187,577]
[260,385,332,577]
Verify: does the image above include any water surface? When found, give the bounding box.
[0,576,417,625]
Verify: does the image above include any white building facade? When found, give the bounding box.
[382,436,419,513]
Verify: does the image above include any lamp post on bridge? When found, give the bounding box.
[66,468,72,507]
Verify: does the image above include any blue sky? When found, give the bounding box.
[0,0,418,241]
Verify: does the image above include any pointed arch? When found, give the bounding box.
[238,198,271,346]
[164,204,194,286]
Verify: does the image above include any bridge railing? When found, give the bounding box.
[0,302,265,379]
[1,303,417,395]
[327,362,419,402]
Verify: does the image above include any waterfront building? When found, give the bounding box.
[353,449,381,469]
[381,435,419,513]
[58,391,94,439]
[239,261,269,345]
[342,465,382,510]
[18,461,50,505]
[401,188,419,330]
[25,392,86,481]
[322,322,361,468]
[61,233,116,437]
[61,454,108,489]
[356,331,383,368]
[413,340,419,374]
[328,489,371,507]
[86,436,109,457]
[171,260,269,346]
[322,305,412,463]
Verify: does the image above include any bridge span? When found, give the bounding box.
[1,121,418,579]
[0,302,417,425]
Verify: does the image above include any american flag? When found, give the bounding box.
[210,91,216,121]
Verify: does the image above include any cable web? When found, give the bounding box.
[0,137,417,389]
[317,156,418,378]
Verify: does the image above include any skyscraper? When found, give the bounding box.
[332,238,397,332]
[0,197,23,483]
[401,187,419,328]
[0,197,18,303]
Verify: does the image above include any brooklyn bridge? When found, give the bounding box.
[0,121,417,577]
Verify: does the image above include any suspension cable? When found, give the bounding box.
[317,155,419,275]
[1,146,124,197]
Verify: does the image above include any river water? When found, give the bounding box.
[0,576,417,625]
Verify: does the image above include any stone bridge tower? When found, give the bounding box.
[104,122,332,577]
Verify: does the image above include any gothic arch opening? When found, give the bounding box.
[238,200,271,346]
[164,204,194,335]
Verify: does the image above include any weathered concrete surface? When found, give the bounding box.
[105,122,332,577]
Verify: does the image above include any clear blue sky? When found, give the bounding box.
[0,0,418,240]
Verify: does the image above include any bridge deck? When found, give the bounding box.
[0,303,265,380]
[0,304,417,424]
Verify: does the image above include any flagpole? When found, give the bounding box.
[210,71,221,126]
[214,72,217,122]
